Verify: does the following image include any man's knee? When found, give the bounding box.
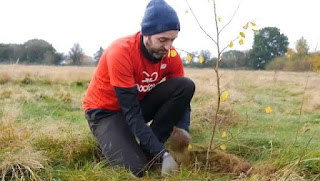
[173,77,195,98]
[183,77,195,95]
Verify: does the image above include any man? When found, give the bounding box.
[83,0,195,177]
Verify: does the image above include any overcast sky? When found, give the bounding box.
[1,0,319,57]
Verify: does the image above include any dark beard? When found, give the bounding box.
[152,52,165,59]
[140,35,163,63]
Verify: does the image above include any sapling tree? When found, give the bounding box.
[184,0,257,168]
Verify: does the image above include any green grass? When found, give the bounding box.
[1,66,320,180]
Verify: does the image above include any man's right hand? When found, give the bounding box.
[161,151,178,175]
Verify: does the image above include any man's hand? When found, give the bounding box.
[161,152,178,175]
[170,127,191,153]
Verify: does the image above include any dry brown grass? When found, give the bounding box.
[0,72,11,84]
[0,85,33,103]
[185,68,320,112]
[1,65,317,109]
[185,69,244,128]
[0,64,94,83]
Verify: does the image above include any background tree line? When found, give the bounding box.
[0,39,103,66]
[183,27,320,72]
[0,39,63,65]
[1,26,319,71]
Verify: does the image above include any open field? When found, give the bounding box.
[1,65,320,180]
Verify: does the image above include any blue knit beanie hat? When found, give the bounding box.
[141,0,180,35]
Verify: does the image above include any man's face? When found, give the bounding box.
[143,30,179,59]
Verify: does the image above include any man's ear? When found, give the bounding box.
[142,35,151,46]
[143,35,150,41]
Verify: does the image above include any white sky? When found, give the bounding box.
[0,0,319,57]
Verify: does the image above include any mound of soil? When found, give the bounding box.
[171,148,253,176]
[168,127,252,176]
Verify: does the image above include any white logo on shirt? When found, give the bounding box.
[141,71,158,83]
[136,71,158,92]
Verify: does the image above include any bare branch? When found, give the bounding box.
[186,0,217,45]
[206,0,222,169]
[219,3,240,34]
[213,0,220,48]
[175,48,197,56]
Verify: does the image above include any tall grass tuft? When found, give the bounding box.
[0,148,48,180]
[0,72,11,84]
[32,122,102,168]
[0,105,49,180]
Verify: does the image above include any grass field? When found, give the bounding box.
[1,65,320,180]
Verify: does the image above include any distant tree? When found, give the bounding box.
[199,49,213,67]
[43,51,55,64]
[249,27,289,69]
[0,44,13,62]
[295,37,309,54]
[199,49,212,61]
[94,46,104,65]
[220,50,249,69]
[0,40,63,65]
[54,52,65,65]
[312,53,320,72]
[22,39,56,64]
[69,43,84,65]
[12,44,24,63]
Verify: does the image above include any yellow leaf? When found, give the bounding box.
[228,41,233,48]
[187,54,192,62]
[243,23,249,29]
[218,16,221,22]
[170,49,177,57]
[208,0,211,2]
[250,22,256,27]
[240,32,245,38]
[239,39,244,45]
[185,9,189,14]
[221,131,227,139]
[188,144,193,150]
[249,175,258,181]
[220,144,227,150]
[220,90,229,101]
[199,55,204,64]
[265,106,273,114]
[252,29,259,34]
